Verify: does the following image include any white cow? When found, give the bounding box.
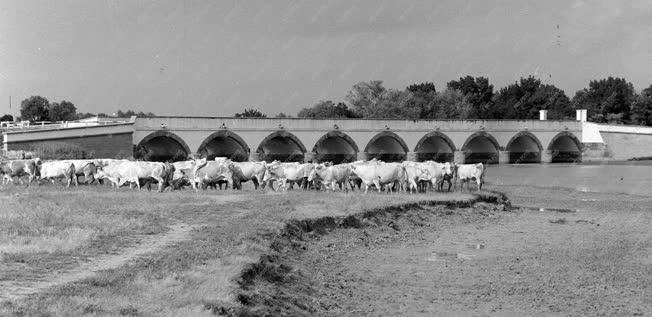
[231,161,267,189]
[455,163,485,191]
[0,158,40,185]
[39,160,78,187]
[96,161,174,192]
[401,162,434,193]
[349,161,405,194]
[61,159,98,184]
[265,162,313,191]
[172,159,203,189]
[418,161,454,192]
[192,160,234,191]
[308,163,351,192]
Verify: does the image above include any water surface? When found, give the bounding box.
[486,164,652,197]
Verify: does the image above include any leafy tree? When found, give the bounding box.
[49,100,77,121]
[631,93,652,126]
[447,76,494,118]
[0,114,13,121]
[366,89,419,119]
[405,82,438,118]
[491,76,571,120]
[571,77,635,123]
[642,84,652,98]
[406,82,436,94]
[116,110,135,117]
[115,109,155,118]
[234,108,267,118]
[432,89,473,119]
[345,80,387,117]
[275,112,289,118]
[297,100,358,118]
[20,96,50,121]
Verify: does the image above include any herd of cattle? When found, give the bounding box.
[0,157,486,193]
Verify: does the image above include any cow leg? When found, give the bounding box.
[373,179,381,193]
[152,176,164,192]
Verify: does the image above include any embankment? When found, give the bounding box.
[217,191,510,316]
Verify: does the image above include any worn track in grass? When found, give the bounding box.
[0,223,198,302]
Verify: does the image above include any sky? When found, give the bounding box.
[1,0,651,117]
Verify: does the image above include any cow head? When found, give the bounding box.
[442,162,453,178]
[417,167,431,181]
[307,164,325,182]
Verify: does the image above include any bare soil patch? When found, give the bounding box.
[246,198,650,316]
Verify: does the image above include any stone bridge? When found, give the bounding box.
[133,117,584,164]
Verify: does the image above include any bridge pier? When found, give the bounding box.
[541,150,553,163]
[357,152,368,161]
[249,151,260,161]
[498,150,510,164]
[406,151,417,162]
[304,152,316,163]
[454,151,465,164]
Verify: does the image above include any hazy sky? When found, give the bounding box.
[1,0,651,117]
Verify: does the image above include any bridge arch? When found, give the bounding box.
[197,130,250,162]
[462,131,500,164]
[257,130,307,162]
[414,131,456,162]
[364,131,409,162]
[505,131,543,163]
[312,130,359,163]
[548,131,582,163]
[136,130,191,162]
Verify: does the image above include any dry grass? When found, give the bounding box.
[0,183,476,316]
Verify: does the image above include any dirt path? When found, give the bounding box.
[0,223,198,302]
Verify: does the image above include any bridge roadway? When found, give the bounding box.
[132,117,584,164]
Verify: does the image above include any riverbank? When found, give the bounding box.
[229,187,650,316]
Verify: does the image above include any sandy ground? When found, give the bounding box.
[294,191,651,316]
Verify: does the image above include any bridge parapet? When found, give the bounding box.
[134,117,581,132]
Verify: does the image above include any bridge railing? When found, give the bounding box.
[1,119,132,133]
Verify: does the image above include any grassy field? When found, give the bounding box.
[0,182,649,316]
[0,183,479,316]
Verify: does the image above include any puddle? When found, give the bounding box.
[427,251,479,261]
[456,253,477,260]
[426,251,456,261]
[517,205,577,213]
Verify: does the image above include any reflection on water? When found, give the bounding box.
[487,164,652,197]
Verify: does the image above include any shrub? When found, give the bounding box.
[31,142,94,160]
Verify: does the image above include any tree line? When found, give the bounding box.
[0,95,155,122]
[236,76,652,126]
[6,76,651,126]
